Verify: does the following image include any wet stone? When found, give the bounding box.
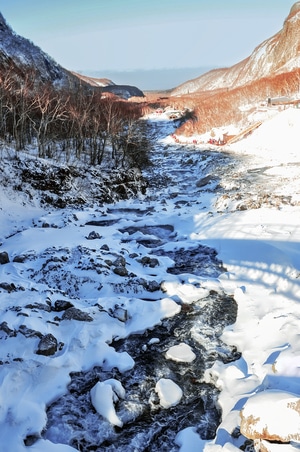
[155,244,226,278]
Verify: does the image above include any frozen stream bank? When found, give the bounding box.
[1,112,300,451]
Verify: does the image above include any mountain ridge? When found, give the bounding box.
[0,13,144,98]
[171,2,300,96]
[0,12,78,88]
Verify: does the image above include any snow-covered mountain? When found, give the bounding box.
[172,2,300,95]
[0,13,78,88]
[0,13,144,98]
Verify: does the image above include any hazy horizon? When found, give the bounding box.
[77,66,214,91]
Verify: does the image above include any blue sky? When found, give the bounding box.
[1,1,295,73]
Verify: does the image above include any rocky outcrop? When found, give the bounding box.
[172,2,300,95]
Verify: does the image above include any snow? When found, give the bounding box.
[155,378,183,408]
[175,427,208,451]
[240,390,300,441]
[0,106,300,450]
[229,108,300,164]
[165,343,196,363]
[90,379,125,427]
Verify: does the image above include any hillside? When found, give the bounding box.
[0,13,79,89]
[172,2,300,96]
[0,13,144,99]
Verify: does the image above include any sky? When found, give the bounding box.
[0,0,297,89]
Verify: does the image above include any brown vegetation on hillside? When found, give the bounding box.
[171,68,300,136]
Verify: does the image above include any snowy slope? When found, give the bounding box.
[172,2,300,95]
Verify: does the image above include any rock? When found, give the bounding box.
[0,321,16,337]
[36,333,58,356]
[13,254,27,263]
[113,256,126,267]
[0,251,9,264]
[136,278,161,292]
[240,390,300,443]
[53,299,74,312]
[19,325,43,338]
[86,230,102,240]
[145,280,161,292]
[0,282,16,292]
[196,175,213,188]
[138,256,159,268]
[113,266,128,277]
[25,303,51,312]
[109,305,128,322]
[62,307,93,322]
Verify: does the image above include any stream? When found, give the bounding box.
[43,118,241,451]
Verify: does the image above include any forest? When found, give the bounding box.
[0,66,151,169]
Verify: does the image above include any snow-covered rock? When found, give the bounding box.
[165,343,196,363]
[240,390,300,442]
[155,378,183,408]
[90,379,125,427]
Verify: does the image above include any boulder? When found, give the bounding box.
[62,307,93,322]
[0,251,9,264]
[86,231,102,240]
[113,266,128,277]
[0,282,16,292]
[36,333,58,356]
[240,390,300,443]
[53,299,74,312]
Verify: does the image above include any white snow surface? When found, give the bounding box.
[90,379,125,427]
[165,343,196,363]
[0,106,300,450]
[240,390,300,441]
[155,378,183,408]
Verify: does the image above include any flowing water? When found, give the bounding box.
[43,119,241,450]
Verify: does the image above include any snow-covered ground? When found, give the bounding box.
[0,107,300,451]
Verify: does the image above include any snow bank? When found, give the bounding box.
[229,107,300,164]
[240,390,300,442]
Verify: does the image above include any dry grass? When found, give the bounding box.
[144,68,300,136]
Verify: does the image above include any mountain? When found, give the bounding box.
[172,2,300,96]
[73,72,145,99]
[0,12,78,88]
[0,13,144,98]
